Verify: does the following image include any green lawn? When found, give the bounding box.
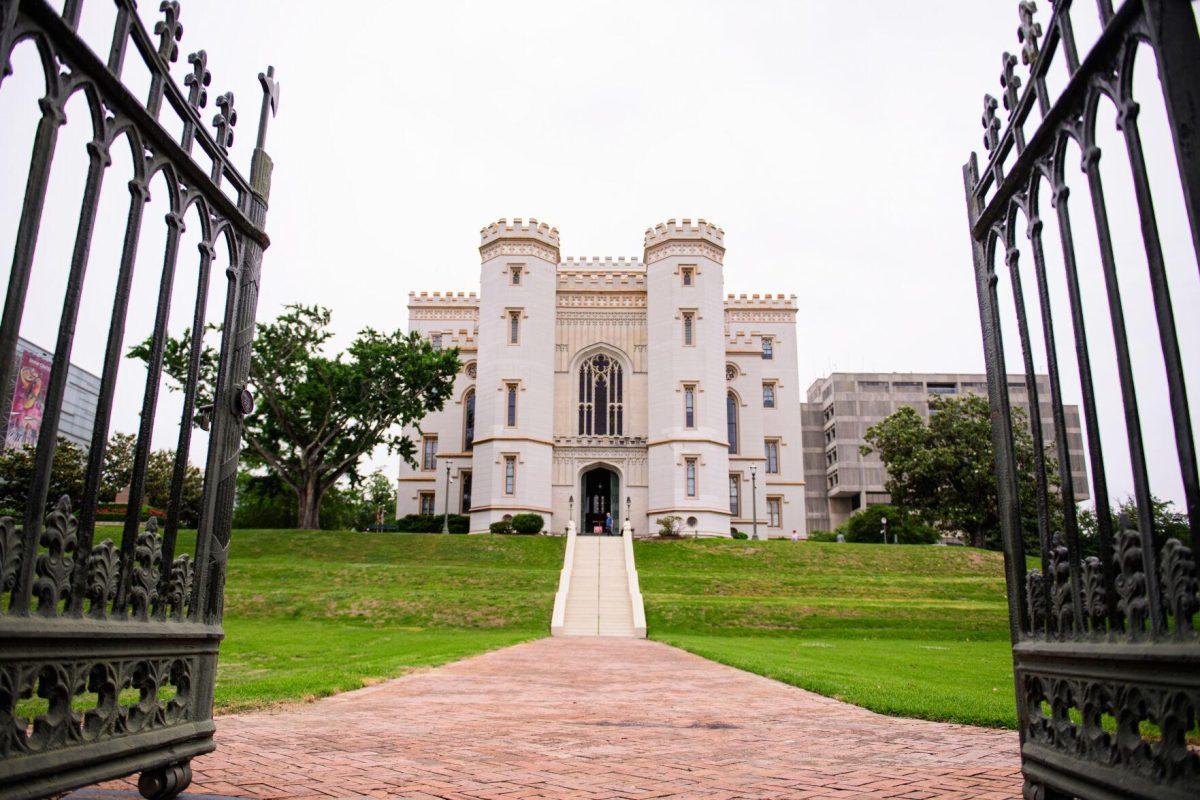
[202,530,563,713]
[634,539,1019,728]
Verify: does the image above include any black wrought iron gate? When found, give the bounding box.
[964,1,1198,798]
[0,1,276,797]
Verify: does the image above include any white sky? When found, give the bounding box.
[1,1,1197,511]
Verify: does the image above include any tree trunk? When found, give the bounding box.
[296,478,323,529]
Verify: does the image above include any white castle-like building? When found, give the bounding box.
[397,218,805,537]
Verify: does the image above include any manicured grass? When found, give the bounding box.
[634,539,1019,728]
[202,530,563,712]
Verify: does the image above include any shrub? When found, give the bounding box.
[489,520,512,534]
[807,529,837,542]
[838,505,939,545]
[655,515,681,537]
[447,513,469,533]
[510,513,544,534]
[730,529,748,540]
[94,503,165,523]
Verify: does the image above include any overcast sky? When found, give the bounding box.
[1,1,1196,511]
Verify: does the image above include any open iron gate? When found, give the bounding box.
[0,1,276,797]
[963,1,1198,798]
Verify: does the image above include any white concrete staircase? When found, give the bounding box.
[551,523,646,638]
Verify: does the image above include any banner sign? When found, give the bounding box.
[6,349,51,449]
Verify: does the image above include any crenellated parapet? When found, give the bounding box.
[643,218,725,265]
[479,217,560,263]
[723,293,797,309]
[408,290,480,321]
[559,256,645,270]
[557,270,646,288]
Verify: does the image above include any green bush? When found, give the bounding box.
[730,529,748,540]
[655,515,681,537]
[393,513,468,533]
[510,513,544,534]
[837,505,939,544]
[94,503,165,523]
[489,520,512,534]
[806,529,837,542]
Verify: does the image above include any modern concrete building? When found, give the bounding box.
[801,372,1089,532]
[3,337,100,450]
[397,218,805,537]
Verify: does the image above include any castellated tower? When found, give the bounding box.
[644,219,731,536]
[469,219,559,532]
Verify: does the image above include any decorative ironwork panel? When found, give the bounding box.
[0,1,277,797]
[963,2,1199,798]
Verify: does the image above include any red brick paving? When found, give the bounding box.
[102,638,1022,799]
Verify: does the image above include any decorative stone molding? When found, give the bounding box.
[644,240,725,265]
[643,218,725,264]
[557,294,647,309]
[480,240,560,264]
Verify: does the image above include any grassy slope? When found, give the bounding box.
[204,530,563,713]
[634,539,1019,728]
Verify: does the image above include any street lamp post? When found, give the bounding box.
[568,495,574,534]
[625,496,631,534]
[881,515,888,545]
[750,465,759,541]
[442,463,454,533]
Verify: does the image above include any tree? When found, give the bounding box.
[862,394,1057,550]
[354,469,396,530]
[0,437,87,514]
[143,449,204,527]
[131,304,459,528]
[100,431,135,502]
[1077,495,1189,558]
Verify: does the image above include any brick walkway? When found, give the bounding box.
[98,638,1022,799]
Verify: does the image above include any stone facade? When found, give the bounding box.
[398,218,806,537]
[801,372,1089,532]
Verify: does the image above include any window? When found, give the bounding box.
[828,470,839,489]
[577,353,623,435]
[463,389,475,450]
[682,311,695,346]
[826,447,838,466]
[508,311,520,344]
[460,471,472,513]
[504,456,516,495]
[684,385,696,428]
[419,492,435,515]
[761,337,774,360]
[767,497,782,528]
[726,392,738,453]
[824,426,837,444]
[685,458,697,497]
[764,439,780,474]
[422,435,438,470]
[431,333,443,351]
[927,382,958,396]
[762,382,776,408]
[729,474,740,516]
[506,383,518,426]
[510,266,522,285]
[681,266,694,286]
[822,405,834,423]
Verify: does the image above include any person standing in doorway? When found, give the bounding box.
[605,511,614,535]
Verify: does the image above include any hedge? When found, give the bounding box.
[510,513,544,534]
[395,513,469,533]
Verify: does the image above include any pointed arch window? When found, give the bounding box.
[727,391,739,454]
[578,353,624,436]
[463,388,475,450]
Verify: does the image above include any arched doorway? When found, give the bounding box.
[580,465,620,535]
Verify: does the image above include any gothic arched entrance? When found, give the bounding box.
[580,465,619,535]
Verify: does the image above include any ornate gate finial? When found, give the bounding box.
[154,1,183,64]
[1017,1,1042,67]
[212,91,237,152]
[185,50,210,111]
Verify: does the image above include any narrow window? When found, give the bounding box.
[726,392,738,454]
[460,471,472,513]
[684,385,696,428]
[511,266,522,285]
[729,474,740,516]
[509,311,520,344]
[682,311,695,346]
[767,497,782,528]
[419,492,435,516]
[765,439,779,474]
[422,435,438,470]
[761,337,774,360]
[681,266,694,286]
[463,389,475,450]
[685,458,697,497]
[762,382,776,408]
[506,383,518,426]
[504,456,516,495]
[431,332,443,351]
